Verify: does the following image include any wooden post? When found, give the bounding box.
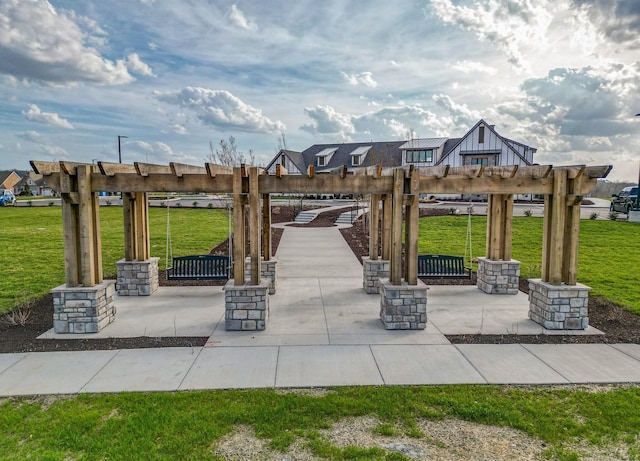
[486,194,514,261]
[123,193,135,261]
[369,194,380,260]
[249,167,261,285]
[390,168,404,285]
[134,192,150,261]
[381,194,392,260]
[232,167,245,284]
[404,168,419,285]
[60,170,80,287]
[262,193,271,261]
[76,165,102,286]
[543,169,568,285]
[563,176,582,285]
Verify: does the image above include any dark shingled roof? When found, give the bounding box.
[301,141,405,172]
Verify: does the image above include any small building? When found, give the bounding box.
[0,170,21,193]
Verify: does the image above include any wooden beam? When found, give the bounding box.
[327,164,348,178]
[503,194,514,261]
[170,162,207,177]
[77,165,97,286]
[583,165,612,179]
[98,162,137,176]
[205,163,233,177]
[541,194,552,282]
[262,194,271,261]
[275,164,288,178]
[62,190,79,287]
[483,165,519,178]
[405,168,419,285]
[563,176,583,285]
[249,167,261,285]
[418,176,554,195]
[548,168,568,285]
[134,162,172,176]
[61,192,80,205]
[417,165,449,178]
[369,194,380,260]
[307,165,315,179]
[259,175,395,195]
[353,165,383,178]
[91,173,234,194]
[381,194,392,261]
[555,165,586,180]
[123,193,136,261]
[60,161,97,176]
[232,167,245,284]
[448,165,484,178]
[30,160,60,175]
[514,165,552,179]
[390,169,404,285]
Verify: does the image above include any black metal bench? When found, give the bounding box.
[166,255,231,280]
[417,254,472,279]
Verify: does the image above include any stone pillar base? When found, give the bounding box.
[51,280,116,334]
[477,258,520,294]
[245,257,278,294]
[379,279,427,330]
[528,279,591,330]
[224,279,269,331]
[362,257,390,294]
[116,257,159,296]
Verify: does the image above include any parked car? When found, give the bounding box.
[0,189,16,206]
[611,186,638,214]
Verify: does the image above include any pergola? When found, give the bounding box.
[31,160,611,334]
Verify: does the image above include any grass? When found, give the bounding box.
[0,386,639,459]
[418,215,640,314]
[0,206,231,315]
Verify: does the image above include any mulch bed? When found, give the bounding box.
[2,205,639,353]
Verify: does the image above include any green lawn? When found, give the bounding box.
[0,386,639,460]
[0,206,230,314]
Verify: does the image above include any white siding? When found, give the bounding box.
[445,125,530,167]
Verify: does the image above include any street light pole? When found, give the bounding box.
[117,135,128,164]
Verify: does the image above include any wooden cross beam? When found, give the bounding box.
[134,162,172,176]
[97,161,137,176]
[205,163,234,177]
[170,162,207,177]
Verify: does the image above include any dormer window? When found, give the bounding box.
[317,156,326,167]
[315,147,338,168]
[352,155,361,166]
[349,146,371,167]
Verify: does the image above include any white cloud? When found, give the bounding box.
[452,60,498,76]
[22,104,74,129]
[228,4,257,32]
[340,71,378,88]
[16,130,68,159]
[125,53,156,77]
[130,140,197,164]
[0,0,134,86]
[156,87,285,134]
[300,105,356,139]
[171,124,188,135]
[148,42,159,50]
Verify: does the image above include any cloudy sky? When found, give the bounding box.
[1,0,640,181]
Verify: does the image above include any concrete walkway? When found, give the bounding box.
[2,226,640,396]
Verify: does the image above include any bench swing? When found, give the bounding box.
[417,202,473,280]
[164,200,232,280]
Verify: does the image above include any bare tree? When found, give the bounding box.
[206,135,255,166]
[276,130,288,153]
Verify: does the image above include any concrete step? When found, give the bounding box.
[294,211,317,223]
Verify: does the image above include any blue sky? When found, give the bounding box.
[1,0,640,181]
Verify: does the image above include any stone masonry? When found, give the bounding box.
[379,279,428,330]
[528,278,591,330]
[115,257,159,296]
[51,280,116,334]
[477,258,520,295]
[224,279,270,331]
[362,257,390,294]
[244,257,278,294]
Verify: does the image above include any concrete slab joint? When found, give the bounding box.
[116,257,159,296]
[528,278,591,330]
[362,257,390,294]
[224,279,270,331]
[51,280,116,334]
[477,257,520,295]
[379,279,428,330]
[244,257,278,294]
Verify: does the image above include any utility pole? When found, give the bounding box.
[118,135,128,163]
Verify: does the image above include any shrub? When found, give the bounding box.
[207,203,213,209]
[48,201,54,206]
[175,202,182,208]
[524,209,533,217]
[106,200,112,206]
[609,211,619,221]
[192,201,198,208]
[26,200,32,207]
[589,212,599,220]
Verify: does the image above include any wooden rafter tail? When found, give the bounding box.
[30,160,59,176]
[514,165,553,179]
[170,162,207,177]
[306,164,315,179]
[134,162,172,177]
[257,167,267,175]
[60,161,97,176]
[448,165,484,178]
[275,164,288,178]
[417,165,449,178]
[240,163,247,177]
[327,164,348,178]
[555,165,586,179]
[205,163,233,178]
[97,161,137,176]
[583,165,613,179]
[483,165,519,178]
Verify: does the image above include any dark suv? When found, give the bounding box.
[611,186,638,214]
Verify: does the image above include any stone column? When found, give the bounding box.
[224,280,270,331]
[245,257,278,295]
[379,279,427,330]
[528,279,590,330]
[115,257,159,296]
[51,280,116,333]
[476,258,520,295]
[362,257,389,294]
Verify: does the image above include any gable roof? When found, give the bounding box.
[399,138,448,150]
[264,149,305,172]
[435,119,532,166]
[301,141,405,171]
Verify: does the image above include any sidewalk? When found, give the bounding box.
[2,226,640,396]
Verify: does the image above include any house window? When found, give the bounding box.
[280,154,286,167]
[405,149,433,163]
[471,157,488,166]
[478,126,485,144]
[352,155,361,166]
[317,156,326,167]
